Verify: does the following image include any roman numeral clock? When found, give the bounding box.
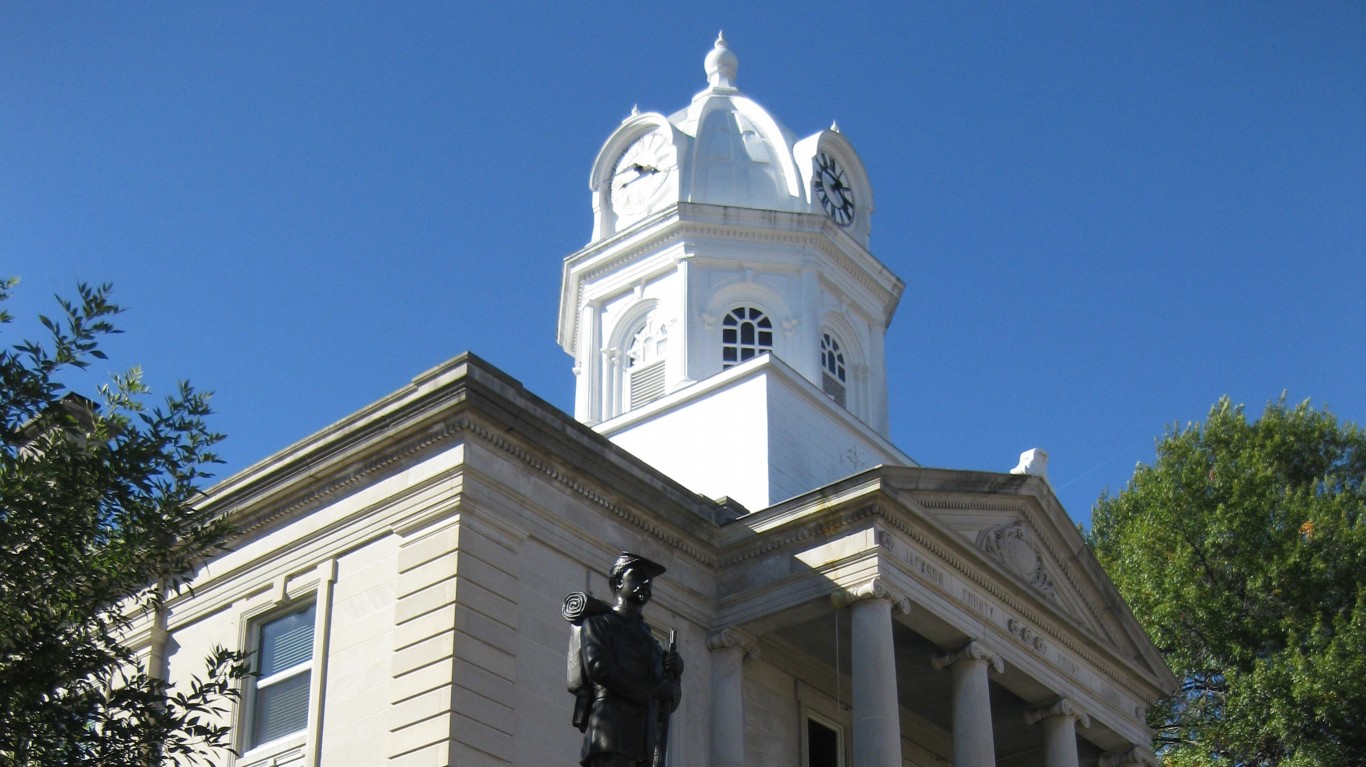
[813,151,856,226]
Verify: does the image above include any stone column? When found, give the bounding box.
[832,578,911,767]
[931,641,1004,767]
[708,627,759,767]
[1025,699,1089,767]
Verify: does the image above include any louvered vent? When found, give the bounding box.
[629,361,666,408]
[822,374,846,408]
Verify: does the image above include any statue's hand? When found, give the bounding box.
[663,649,684,677]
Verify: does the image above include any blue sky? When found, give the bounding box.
[4,3,1363,525]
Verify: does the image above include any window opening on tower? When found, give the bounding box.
[626,318,667,409]
[722,306,773,368]
[821,333,847,407]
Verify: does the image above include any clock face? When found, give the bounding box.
[611,130,672,216]
[813,152,855,227]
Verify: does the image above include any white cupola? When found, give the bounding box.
[557,35,914,510]
[581,33,875,246]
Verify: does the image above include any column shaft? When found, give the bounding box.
[849,597,901,767]
[709,645,746,767]
[948,658,996,767]
[1027,699,1086,767]
[1039,716,1078,767]
[933,643,1001,767]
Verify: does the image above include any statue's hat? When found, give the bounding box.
[609,552,667,582]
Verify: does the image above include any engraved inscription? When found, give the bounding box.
[900,546,946,587]
[962,588,995,620]
[916,554,945,587]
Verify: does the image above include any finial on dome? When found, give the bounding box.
[831,121,841,133]
[705,31,738,89]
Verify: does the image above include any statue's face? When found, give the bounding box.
[617,567,654,606]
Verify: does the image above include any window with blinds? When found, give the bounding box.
[249,603,316,749]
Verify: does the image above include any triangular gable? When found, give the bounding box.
[883,466,1173,687]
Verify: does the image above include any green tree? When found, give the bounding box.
[1091,397,1366,766]
[0,280,249,766]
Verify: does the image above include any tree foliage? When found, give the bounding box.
[0,280,249,766]
[1091,397,1366,766]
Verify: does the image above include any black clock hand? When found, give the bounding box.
[620,165,663,188]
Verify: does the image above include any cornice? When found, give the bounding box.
[228,412,718,568]
[229,416,466,537]
[564,204,901,352]
[719,502,882,567]
[455,417,717,568]
[206,357,722,573]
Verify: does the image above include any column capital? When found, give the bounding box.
[931,640,1004,674]
[1025,697,1090,728]
[707,627,760,659]
[831,577,912,614]
[1099,746,1158,767]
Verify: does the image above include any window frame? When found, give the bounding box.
[234,561,335,767]
[246,601,317,750]
[722,306,774,368]
[819,332,848,408]
[802,709,847,767]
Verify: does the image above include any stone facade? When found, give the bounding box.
[128,354,1173,767]
[134,35,1175,767]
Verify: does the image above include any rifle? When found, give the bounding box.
[652,628,677,767]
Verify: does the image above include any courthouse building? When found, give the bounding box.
[133,35,1176,767]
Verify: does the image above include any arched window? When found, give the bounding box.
[722,306,773,368]
[820,333,847,407]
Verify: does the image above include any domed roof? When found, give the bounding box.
[589,34,873,243]
[669,32,803,212]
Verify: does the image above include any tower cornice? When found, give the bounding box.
[558,202,903,355]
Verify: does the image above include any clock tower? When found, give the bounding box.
[558,34,914,510]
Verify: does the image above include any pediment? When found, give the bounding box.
[923,496,1112,643]
[972,519,1101,638]
[881,467,1171,686]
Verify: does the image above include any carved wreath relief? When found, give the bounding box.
[976,521,1058,603]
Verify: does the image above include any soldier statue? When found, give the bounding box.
[565,553,684,767]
